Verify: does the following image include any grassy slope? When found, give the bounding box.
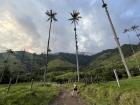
[89,50,140,71]
[0,83,60,105]
[127,51,140,68]
[48,58,75,69]
[79,76,140,105]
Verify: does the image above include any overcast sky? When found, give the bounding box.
[0,0,140,54]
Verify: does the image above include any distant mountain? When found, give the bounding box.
[0,43,140,83]
[0,44,139,72]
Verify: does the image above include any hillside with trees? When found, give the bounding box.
[0,44,140,84]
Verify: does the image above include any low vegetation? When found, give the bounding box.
[0,83,60,105]
[65,76,140,105]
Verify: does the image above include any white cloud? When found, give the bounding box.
[0,10,41,52]
[0,0,140,54]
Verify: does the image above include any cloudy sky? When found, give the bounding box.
[0,0,140,54]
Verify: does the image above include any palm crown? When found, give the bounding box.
[4,49,15,63]
[69,10,82,24]
[7,49,15,54]
[45,10,57,22]
[131,25,139,31]
[123,29,130,33]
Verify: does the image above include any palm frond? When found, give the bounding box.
[131,25,139,31]
[69,10,82,24]
[53,17,57,21]
[7,49,15,54]
[47,18,51,21]
[45,10,57,22]
[123,29,129,33]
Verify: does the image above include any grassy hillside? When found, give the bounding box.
[89,44,140,71]
[81,76,140,105]
[127,51,140,68]
[66,76,140,105]
[0,83,60,105]
[48,58,75,70]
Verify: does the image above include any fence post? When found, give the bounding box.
[113,69,120,88]
[0,71,4,83]
[7,77,12,94]
[15,75,19,85]
[90,75,93,83]
[30,79,34,90]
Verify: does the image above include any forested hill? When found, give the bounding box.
[0,43,140,83]
[9,43,140,67]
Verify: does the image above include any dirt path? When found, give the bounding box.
[49,90,86,105]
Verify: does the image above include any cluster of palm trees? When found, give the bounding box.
[102,0,131,78]
[45,10,81,82]
[102,0,140,79]
[123,25,140,71]
[44,1,140,81]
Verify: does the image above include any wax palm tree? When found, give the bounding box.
[43,10,57,84]
[0,49,15,83]
[131,25,140,41]
[101,0,131,78]
[69,10,82,82]
[123,29,140,71]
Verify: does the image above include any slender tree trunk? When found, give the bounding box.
[127,34,140,71]
[0,53,10,83]
[102,0,131,78]
[7,77,12,94]
[15,75,19,84]
[0,71,4,83]
[74,22,80,82]
[113,69,120,88]
[43,19,52,85]
[30,79,34,90]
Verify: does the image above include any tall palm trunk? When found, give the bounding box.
[102,0,131,78]
[127,34,140,71]
[43,19,52,84]
[74,22,80,82]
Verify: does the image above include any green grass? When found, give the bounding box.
[65,76,140,105]
[0,83,60,105]
[82,76,140,105]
